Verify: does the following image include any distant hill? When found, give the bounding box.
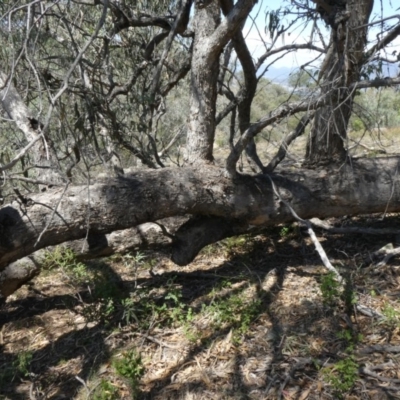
[262,66,294,83]
[261,62,399,84]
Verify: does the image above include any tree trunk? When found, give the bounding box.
[305,0,373,165]
[1,156,400,299]
[184,0,258,165]
[185,0,221,164]
[0,72,66,188]
[0,217,185,299]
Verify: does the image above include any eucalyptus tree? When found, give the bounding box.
[1,0,400,300]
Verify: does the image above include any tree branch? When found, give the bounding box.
[207,0,258,58]
[264,113,314,173]
[365,22,400,60]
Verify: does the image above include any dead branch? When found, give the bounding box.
[358,345,400,354]
[360,365,400,384]
[310,218,400,235]
[264,113,314,173]
[267,175,343,282]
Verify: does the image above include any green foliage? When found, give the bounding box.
[0,350,34,385]
[92,379,119,400]
[382,302,400,328]
[13,351,33,378]
[322,356,359,397]
[279,225,292,238]
[288,68,317,90]
[352,87,400,130]
[202,287,262,341]
[319,272,341,306]
[44,248,126,323]
[350,117,365,132]
[336,329,363,352]
[251,78,302,132]
[44,247,81,271]
[113,350,144,397]
[121,252,147,267]
[124,280,194,330]
[223,236,247,249]
[265,10,281,39]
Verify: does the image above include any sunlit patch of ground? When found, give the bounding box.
[1,214,400,399]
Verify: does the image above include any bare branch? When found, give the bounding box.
[148,0,192,102]
[207,0,258,58]
[0,135,43,173]
[264,113,314,173]
[365,22,400,60]
[226,77,400,174]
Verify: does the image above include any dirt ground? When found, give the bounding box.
[1,213,400,400]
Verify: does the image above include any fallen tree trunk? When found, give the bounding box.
[0,218,185,298]
[1,157,400,299]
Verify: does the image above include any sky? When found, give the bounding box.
[244,0,400,75]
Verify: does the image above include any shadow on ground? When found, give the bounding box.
[1,217,400,399]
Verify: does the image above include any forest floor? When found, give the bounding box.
[1,214,400,400]
[1,129,400,400]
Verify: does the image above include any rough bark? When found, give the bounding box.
[1,157,400,299]
[185,0,221,164]
[185,0,258,164]
[305,0,373,165]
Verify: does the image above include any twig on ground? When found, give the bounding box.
[278,358,315,399]
[268,177,387,319]
[358,344,400,354]
[132,332,183,350]
[376,247,400,268]
[360,365,400,384]
[310,218,400,235]
[75,375,90,397]
[267,176,343,282]
[355,304,384,319]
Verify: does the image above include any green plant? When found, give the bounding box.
[13,351,33,378]
[92,379,119,400]
[113,350,144,397]
[201,289,262,341]
[120,297,140,325]
[43,247,77,270]
[122,252,147,268]
[382,303,400,328]
[350,117,365,132]
[322,356,359,397]
[336,329,363,352]
[319,272,341,306]
[279,225,291,237]
[223,236,248,251]
[44,247,90,283]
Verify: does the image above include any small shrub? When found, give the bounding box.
[44,247,89,283]
[382,302,400,328]
[92,379,119,400]
[113,350,144,397]
[319,272,341,306]
[322,356,359,397]
[13,351,33,378]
